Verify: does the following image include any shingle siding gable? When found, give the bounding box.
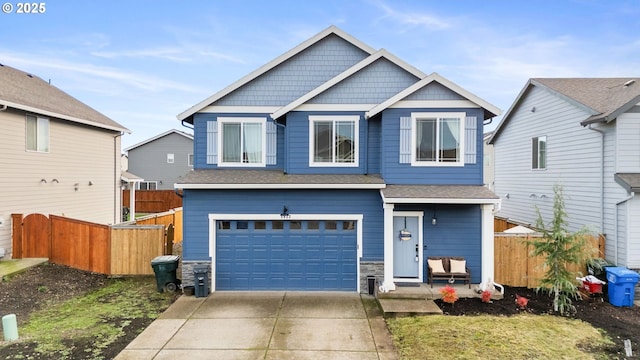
[404,81,465,101]
[307,58,419,104]
[216,34,370,106]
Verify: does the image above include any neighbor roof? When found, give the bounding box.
[614,173,640,193]
[490,77,640,143]
[0,64,129,133]
[175,169,385,189]
[125,129,193,152]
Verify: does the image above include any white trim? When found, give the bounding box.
[366,72,501,119]
[389,100,478,109]
[208,213,364,293]
[381,203,396,292]
[200,106,280,114]
[411,112,465,167]
[392,211,424,283]
[308,115,360,167]
[217,117,267,167]
[1,99,130,133]
[177,25,376,121]
[481,204,495,284]
[175,183,385,190]
[382,197,501,205]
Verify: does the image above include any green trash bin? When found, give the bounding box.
[151,255,181,292]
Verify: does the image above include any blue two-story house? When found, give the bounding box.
[175,26,501,294]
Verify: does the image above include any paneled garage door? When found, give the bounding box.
[215,219,357,291]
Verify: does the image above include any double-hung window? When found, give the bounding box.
[26,115,50,152]
[532,136,546,170]
[411,112,464,166]
[218,117,266,167]
[309,115,359,167]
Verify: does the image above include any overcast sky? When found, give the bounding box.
[2,0,639,149]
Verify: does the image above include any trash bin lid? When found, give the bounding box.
[605,266,640,279]
[151,255,180,264]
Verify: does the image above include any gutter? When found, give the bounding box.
[587,124,605,233]
[0,104,7,111]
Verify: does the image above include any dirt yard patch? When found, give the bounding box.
[0,263,178,359]
[435,286,640,359]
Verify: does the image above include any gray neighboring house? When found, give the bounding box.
[483,131,494,191]
[489,78,640,269]
[0,64,129,258]
[125,129,194,190]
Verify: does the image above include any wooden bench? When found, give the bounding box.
[427,256,471,288]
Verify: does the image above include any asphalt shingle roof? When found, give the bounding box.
[0,64,128,132]
[533,78,640,124]
[382,184,499,201]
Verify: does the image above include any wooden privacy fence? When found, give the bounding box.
[134,208,182,244]
[123,190,182,213]
[494,233,606,288]
[12,213,170,276]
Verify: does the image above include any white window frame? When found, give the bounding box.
[308,115,359,167]
[167,153,175,164]
[410,112,465,167]
[137,181,158,190]
[188,153,194,167]
[26,114,50,153]
[532,136,547,170]
[217,117,267,167]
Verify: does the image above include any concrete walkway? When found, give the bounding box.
[0,258,48,280]
[115,292,398,360]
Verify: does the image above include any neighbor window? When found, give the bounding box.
[26,115,50,152]
[218,117,266,166]
[309,115,359,166]
[167,153,174,164]
[187,153,194,167]
[411,112,464,166]
[137,181,157,190]
[532,136,547,169]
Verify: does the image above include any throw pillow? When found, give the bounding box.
[450,259,466,273]
[428,259,445,273]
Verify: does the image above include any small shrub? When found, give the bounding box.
[481,290,492,303]
[439,285,459,307]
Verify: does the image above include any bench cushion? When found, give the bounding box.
[450,259,466,273]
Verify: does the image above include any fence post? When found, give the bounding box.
[11,214,23,259]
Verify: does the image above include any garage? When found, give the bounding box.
[214,219,358,291]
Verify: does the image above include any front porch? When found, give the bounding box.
[375,283,504,317]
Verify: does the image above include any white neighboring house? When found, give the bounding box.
[489,78,640,269]
[0,64,130,258]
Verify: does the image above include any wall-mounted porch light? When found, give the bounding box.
[431,208,437,225]
[280,206,290,218]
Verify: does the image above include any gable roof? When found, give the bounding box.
[270,49,424,119]
[366,72,501,120]
[124,129,193,152]
[177,25,376,122]
[0,64,129,133]
[490,77,640,143]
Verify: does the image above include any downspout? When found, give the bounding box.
[273,117,287,173]
[587,124,605,234]
[180,120,194,130]
[363,115,369,175]
[113,132,124,224]
[615,192,634,265]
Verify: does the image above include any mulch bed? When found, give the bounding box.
[435,286,640,359]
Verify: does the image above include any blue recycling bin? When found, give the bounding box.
[605,267,639,307]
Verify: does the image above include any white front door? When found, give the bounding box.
[392,212,423,281]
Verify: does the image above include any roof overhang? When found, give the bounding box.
[615,173,640,193]
[0,99,130,133]
[175,183,385,190]
[380,185,501,205]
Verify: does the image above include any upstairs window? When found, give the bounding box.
[218,117,266,167]
[26,115,49,152]
[411,112,465,166]
[532,136,547,169]
[187,154,194,167]
[309,115,359,167]
[167,153,174,164]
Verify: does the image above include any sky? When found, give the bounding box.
[1,0,639,150]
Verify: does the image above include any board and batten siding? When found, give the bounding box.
[493,85,603,234]
[0,109,122,258]
[181,189,384,262]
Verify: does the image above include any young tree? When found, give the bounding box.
[527,184,594,315]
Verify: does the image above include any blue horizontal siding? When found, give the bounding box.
[192,113,284,170]
[380,108,484,184]
[181,189,384,262]
[395,204,482,283]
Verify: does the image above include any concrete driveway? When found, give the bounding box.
[115,292,398,360]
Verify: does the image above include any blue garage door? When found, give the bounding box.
[216,219,357,291]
